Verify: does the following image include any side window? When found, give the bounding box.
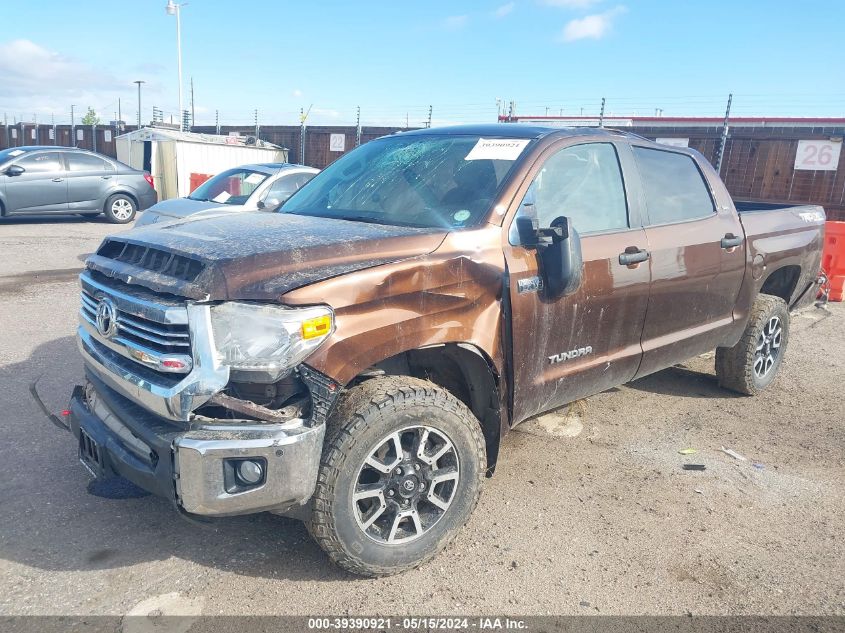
[632,147,715,224]
[511,143,628,243]
[264,172,313,202]
[66,152,110,172]
[17,152,63,173]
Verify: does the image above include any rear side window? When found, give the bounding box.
[633,147,715,224]
[67,152,112,172]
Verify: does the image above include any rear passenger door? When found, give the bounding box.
[65,152,115,212]
[632,146,746,378]
[504,140,651,423]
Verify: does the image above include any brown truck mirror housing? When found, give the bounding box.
[516,215,583,299]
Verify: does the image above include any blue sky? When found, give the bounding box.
[2,0,844,127]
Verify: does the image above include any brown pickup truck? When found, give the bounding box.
[66,125,825,576]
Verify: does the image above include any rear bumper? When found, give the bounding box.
[137,189,158,211]
[68,374,325,516]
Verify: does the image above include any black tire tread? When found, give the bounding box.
[308,375,486,577]
[715,293,789,395]
[103,193,136,224]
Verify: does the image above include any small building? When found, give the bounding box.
[115,128,288,200]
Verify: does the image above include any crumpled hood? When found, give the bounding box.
[86,212,448,301]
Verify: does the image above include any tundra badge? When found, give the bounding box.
[548,346,593,364]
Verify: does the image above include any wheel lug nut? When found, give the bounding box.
[419,482,426,490]
[395,467,403,475]
[387,490,394,497]
[414,464,420,471]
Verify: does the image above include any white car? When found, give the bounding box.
[134,163,318,227]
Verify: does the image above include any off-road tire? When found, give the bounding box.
[716,294,789,395]
[103,194,137,224]
[308,376,486,577]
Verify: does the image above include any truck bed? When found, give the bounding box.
[735,200,825,311]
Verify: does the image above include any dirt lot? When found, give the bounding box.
[0,215,843,618]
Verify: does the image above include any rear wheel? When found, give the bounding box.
[104,194,136,224]
[716,294,789,395]
[308,376,486,576]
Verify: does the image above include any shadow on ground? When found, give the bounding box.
[627,363,742,399]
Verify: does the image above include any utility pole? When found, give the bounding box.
[254,109,259,139]
[92,121,97,153]
[215,110,220,135]
[118,98,122,132]
[3,112,7,148]
[355,106,361,147]
[134,80,145,129]
[598,97,606,127]
[190,77,195,132]
[70,105,76,145]
[51,113,56,145]
[33,114,37,144]
[427,105,432,129]
[405,112,409,128]
[715,93,733,175]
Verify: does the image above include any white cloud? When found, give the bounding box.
[0,39,123,100]
[0,39,149,121]
[493,2,515,18]
[443,15,469,30]
[540,0,602,8]
[292,88,303,98]
[560,5,626,42]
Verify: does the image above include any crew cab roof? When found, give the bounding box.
[399,123,650,142]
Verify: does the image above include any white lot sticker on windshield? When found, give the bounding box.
[212,191,231,203]
[244,173,264,185]
[453,210,471,223]
[465,138,529,161]
[8,150,24,156]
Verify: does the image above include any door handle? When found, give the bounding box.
[52,178,64,182]
[619,246,650,266]
[721,233,743,249]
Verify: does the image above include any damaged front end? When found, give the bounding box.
[69,270,339,517]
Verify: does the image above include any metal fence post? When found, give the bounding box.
[355,106,361,147]
[715,93,733,175]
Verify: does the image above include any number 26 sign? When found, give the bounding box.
[794,140,842,171]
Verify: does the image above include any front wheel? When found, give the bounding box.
[308,376,486,576]
[716,294,790,395]
[104,194,137,224]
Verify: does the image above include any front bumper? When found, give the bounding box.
[68,374,325,516]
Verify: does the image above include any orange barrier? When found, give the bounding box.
[189,172,213,193]
[822,221,845,302]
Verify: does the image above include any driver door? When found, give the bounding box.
[4,151,68,213]
[503,140,651,424]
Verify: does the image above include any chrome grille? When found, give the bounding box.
[80,288,191,354]
[79,274,193,376]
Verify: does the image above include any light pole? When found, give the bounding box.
[134,81,145,129]
[166,0,187,131]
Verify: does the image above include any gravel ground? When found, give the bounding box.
[0,216,843,618]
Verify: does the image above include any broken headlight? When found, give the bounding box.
[209,302,334,381]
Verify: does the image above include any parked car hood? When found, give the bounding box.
[86,212,448,301]
[143,196,244,218]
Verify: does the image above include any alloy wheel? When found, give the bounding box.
[352,425,460,545]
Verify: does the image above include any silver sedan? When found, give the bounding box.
[135,163,318,227]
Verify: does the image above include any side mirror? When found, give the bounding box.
[5,165,25,177]
[518,215,583,299]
